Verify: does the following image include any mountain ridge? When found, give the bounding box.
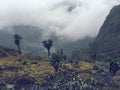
[90,4,120,61]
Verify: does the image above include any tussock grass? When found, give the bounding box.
[0,55,55,83]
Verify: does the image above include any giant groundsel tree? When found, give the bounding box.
[42,40,53,57]
[14,34,22,54]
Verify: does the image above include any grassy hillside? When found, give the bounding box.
[0,53,93,84]
[0,54,55,84]
[0,46,119,90]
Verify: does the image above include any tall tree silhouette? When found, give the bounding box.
[42,40,53,57]
[14,34,22,54]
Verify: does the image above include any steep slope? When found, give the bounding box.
[91,5,120,61]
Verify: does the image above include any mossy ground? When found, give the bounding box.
[0,54,55,84]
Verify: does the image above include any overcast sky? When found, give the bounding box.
[0,0,120,41]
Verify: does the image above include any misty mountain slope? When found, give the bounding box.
[0,25,94,56]
[91,5,120,60]
[0,25,43,47]
[0,30,14,48]
[0,26,44,55]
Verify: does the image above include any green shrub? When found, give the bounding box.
[114,58,120,62]
[50,49,67,71]
[21,59,28,65]
[50,52,63,71]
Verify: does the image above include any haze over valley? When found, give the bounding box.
[0,0,119,56]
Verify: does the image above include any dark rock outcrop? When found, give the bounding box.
[15,76,35,90]
[90,5,120,61]
[0,46,19,58]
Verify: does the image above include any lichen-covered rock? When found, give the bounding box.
[40,62,120,90]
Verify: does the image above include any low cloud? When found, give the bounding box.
[0,0,120,41]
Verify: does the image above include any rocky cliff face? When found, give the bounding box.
[91,5,120,61]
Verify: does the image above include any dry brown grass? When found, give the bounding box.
[0,55,55,83]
